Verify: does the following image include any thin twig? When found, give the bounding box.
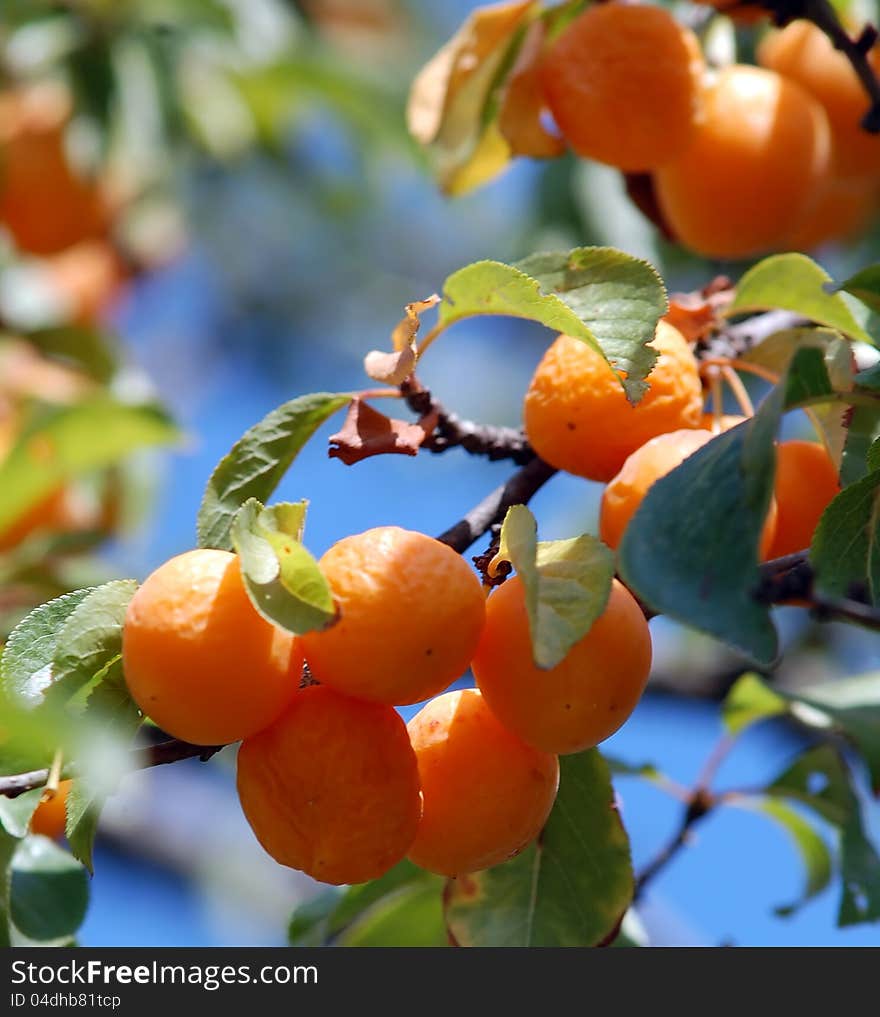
[401,379,534,465]
[435,457,557,553]
[0,739,224,799]
[634,789,715,898]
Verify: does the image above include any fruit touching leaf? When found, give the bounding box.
[406,1,537,194]
[0,789,44,840]
[731,797,832,917]
[1,589,93,708]
[0,395,178,537]
[497,20,565,159]
[810,469,880,604]
[49,580,138,705]
[445,750,633,946]
[835,264,880,316]
[232,498,337,635]
[721,672,787,736]
[9,836,89,943]
[197,392,350,551]
[439,248,666,402]
[619,382,783,666]
[288,860,442,946]
[497,505,615,670]
[728,254,873,345]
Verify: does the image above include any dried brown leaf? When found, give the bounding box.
[328,398,433,465]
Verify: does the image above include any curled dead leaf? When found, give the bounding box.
[665,277,735,344]
[328,398,437,465]
[363,346,416,386]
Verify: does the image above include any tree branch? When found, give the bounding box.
[0,739,223,799]
[401,380,535,465]
[435,456,557,553]
[634,788,715,898]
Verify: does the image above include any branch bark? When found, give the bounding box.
[0,739,223,799]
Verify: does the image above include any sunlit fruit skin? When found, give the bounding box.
[406,689,559,877]
[523,321,703,483]
[29,780,72,840]
[767,440,841,559]
[237,685,421,886]
[655,65,831,259]
[784,172,878,251]
[472,578,651,756]
[299,527,485,706]
[759,20,880,177]
[0,85,109,256]
[600,428,778,559]
[122,549,301,745]
[539,4,704,172]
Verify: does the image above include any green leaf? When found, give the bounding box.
[0,396,179,536]
[336,882,447,946]
[9,836,88,943]
[733,797,832,917]
[729,254,873,345]
[197,392,350,551]
[791,673,880,795]
[445,750,632,946]
[841,405,880,485]
[1,589,93,708]
[231,499,336,635]
[26,326,117,383]
[766,744,880,926]
[835,264,880,316]
[438,248,666,402]
[810,469,880,604]
[49,580,137,705]
[497,506,615,669]
[0,789,45,840]
[619,382,783,666]
[784,346,835,409]
[721,673,787,735]
[745,328,852,462]
[64,661,144,872]
[288,860,440,946]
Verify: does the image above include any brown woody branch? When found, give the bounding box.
[0,739,223,799]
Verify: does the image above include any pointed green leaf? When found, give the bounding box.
[733,797,832,917]
[619,382,784,666]
[766,744,880,926]
[49,580,137,704]
[438,248,666,402]
[0,789,45,840]
[1,589,94,708]
[729,254,873,345]
[445,750,632,946]
[835,264,880,316]
[722,672,787,735]
[288,860,440,946]
[9,836,88,943]
[231,498,337,635]
[197,392,350,551]
[0,396,178,536]
[810,468,880,603]
[497,506,615,669]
